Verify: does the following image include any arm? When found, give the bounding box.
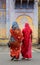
[31,33,32,42]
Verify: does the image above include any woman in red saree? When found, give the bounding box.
[21,23,32,59]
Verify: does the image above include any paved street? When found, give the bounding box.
[0,46,40,65]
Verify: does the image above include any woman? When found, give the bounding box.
[9,22,23,60]
[21,23,32,59]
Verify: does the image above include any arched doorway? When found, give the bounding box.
[16,15,38,43]
[16,15,33,30]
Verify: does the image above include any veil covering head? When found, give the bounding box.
[25,23,29,28]
[12,22,19,30]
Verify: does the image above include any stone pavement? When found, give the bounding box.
[0,46,40,65]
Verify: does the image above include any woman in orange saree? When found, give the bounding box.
[9,22,23,60]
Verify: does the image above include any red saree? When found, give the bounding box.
[21,23,32,58]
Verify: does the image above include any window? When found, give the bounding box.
[28,0,34,8]
[15,0,34,9]
[0,0,6,9]
[15,0,21,9]
[22,0,27,8]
